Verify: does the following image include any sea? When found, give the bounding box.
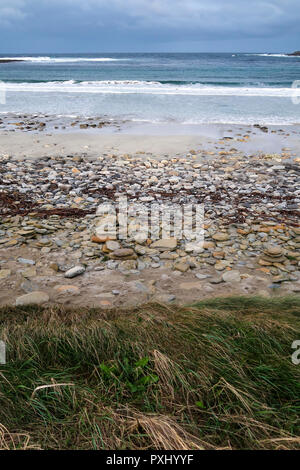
[0,53,300,126]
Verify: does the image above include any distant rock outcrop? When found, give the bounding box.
[0,59,24,63]
[287,51,300,56]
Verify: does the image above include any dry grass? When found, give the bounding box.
[0,296,299,450]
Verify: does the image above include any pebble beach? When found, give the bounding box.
[0,116,299,307]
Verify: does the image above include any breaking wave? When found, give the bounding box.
[1,80,299,97]
[0,56,128,63]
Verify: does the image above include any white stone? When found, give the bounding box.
[65,266,86,278]
[222,270,241,283]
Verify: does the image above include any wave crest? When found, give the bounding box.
[1,80,300,97]
[0,56,127,63]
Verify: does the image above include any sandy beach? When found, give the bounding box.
[1,118,300,159]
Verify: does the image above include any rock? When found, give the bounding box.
[213,251,225,259]
[151,238,177,251]
[154,294,176,303]
[16,291,49,306]
[259,244,286,267]
[222,270,241,283]
[203,241,215,249]
[160,252,179,260]
[107,260,119,270]
[272,275,289,283]
[54,285,80,294]
[5,239,18,247]
[91,235,107,243]
[17,258,35,265]
[195,273,211,280]
[174,261,190,272]
[49,263,59,272]
[212,232,229,242]
[209,278,223,284]
[185,242,204,253]
[261,255,285,263]
[0,269,11,279]
[94,265,105,271]
[20,280,40,293]
[110,248,136,259]
[22,267,37,278]
[215,260,231,271]
[119,260,137,271]
[127,281,149,293]
[151,263,161,268]
[265,245,283,256]
[65,266,86,278]
[105,240,121,251]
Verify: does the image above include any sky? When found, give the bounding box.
[0,0,299,53]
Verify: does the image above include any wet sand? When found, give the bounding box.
[0,122,300,160]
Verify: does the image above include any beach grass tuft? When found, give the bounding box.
[0,296,299,450]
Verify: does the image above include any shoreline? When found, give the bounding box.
[0,114,300,159]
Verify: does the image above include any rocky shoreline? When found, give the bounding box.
[0,113,120,134]
[0,59,25,64]
[0,146,299,307]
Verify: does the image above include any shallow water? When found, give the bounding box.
[0,53,300,125]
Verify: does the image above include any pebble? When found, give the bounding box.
[213,232,230,242]
[195,273,211,280]
[0,138,299,306]
[222,270,241,283]
[0,269,11,279]
[18,258,35,265]
[174,261,190,272]
[64,266,86,278]
[16,291,49,306]
[151,238,178,251]
[106,240,121,251]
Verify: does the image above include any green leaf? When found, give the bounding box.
[135,357,149,368]
[195,401,205,409]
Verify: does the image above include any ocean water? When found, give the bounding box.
[0,53,300,125]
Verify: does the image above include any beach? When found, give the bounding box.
[0,53,299,307]
[1,13,300,448]
[0,117,299,307]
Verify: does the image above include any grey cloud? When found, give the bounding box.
[0,0,299,51]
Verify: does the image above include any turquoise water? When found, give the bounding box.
[0,53,300,124]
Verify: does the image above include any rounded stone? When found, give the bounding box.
[65,266,86,278]
[16,291,49,306]
[212,232,229,242]
[265,245,283,256]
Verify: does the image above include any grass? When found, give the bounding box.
[0,296,299,450]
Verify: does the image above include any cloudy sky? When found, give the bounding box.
[0,0,299,53]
